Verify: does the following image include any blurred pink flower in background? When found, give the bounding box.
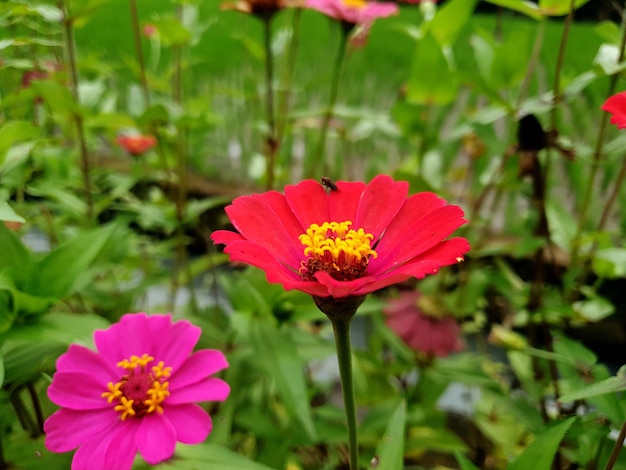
[44,313,230,470]
[383,290,463,358]
[602,91,626,129]
[142,23,158,38]
[306,0,398,25]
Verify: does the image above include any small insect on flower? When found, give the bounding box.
[321,176,338,191]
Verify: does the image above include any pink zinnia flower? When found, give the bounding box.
[602,91,626,129]
[211,175,469,304]
[117,133,157,156]
[44,313,230,470]
[383,290,463,357]
[306,0,398,25]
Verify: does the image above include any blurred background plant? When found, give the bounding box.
[2,0,626,468]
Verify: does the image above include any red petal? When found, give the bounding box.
[225,193,305,268]
[355,174,408,240]
[222,240,330,296]
[370,205,467,275]
[285,179,330,227]
[211,230,244,245]
[329,180,366,222]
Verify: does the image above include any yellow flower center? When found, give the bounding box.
[299,221,377,281]
[342,0,367,8]
[102,353,172,421]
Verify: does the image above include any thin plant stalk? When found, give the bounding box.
[570,4,626,274]
[596,157,626,232]
[60,0,93,221]
[262,16,278,190]
[276,8,302,145]
[167,4,198,313]
[330,317,359,470]
[129,0,151,106]
[310,26,348,178]
[604,420,626,470]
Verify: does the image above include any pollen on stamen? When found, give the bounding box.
[104,354,172,421]
[299,221,377,281]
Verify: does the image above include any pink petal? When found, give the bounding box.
[94,313,153,364]
[55,344,118,382]
[370,205,467,275]
[136,413,177,464]
[328,180,366,222]
[284,179,330,228]
[166,403,212,444]
[224,193,305,268]
[48,371,110,410]
[44,408,119,452]
[152,319,201,370]
[103,421,141,470]
[170,350,228,391]
[355,174,408,240]
[71,420,138,470]
[167,377,230,405]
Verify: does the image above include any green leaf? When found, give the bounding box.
[538,0,591,15]
[0,222,32,287]
[0,201,26,223]
[142,443,274,469]
[429,0,478,46]
[406,33,457,105]
[507,418,575,470]
[249,318,318,441]
[454,451,482,470]
[25,224,117,298]
[0,121,40,166]
[559,368,626,403]
[371,401,406,469]
[480,0,543,20]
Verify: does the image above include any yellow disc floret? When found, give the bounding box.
[342,0,366,8]
[299,221,377,281]
[101,354,172,421]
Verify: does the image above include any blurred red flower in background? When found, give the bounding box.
[306,0,398,25]
[117,133,157,156]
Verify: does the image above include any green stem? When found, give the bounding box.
[311,26,348,178]
[129,0,150,106]
[26,383,44,435]
[570,3,626,273]
[604,420,626,470]
[60,0,93,221]
[263,16,277,190]
[330,317,358,470]
[276,8,302,144]
[596,156,626,232]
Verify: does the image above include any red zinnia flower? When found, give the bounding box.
[383,290,463,357]
[211,175,469,302]
[44,313,230,470]
[306,0,398,25]
[117,134,157,156]
[602,91,626,129]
